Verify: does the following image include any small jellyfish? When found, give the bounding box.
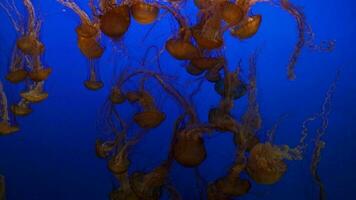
[20,82,48,103]
[190,56,225,72]
[5,48,27,84]
[173,127,207,167]
[28,56,52,82]
[95,139,116,159]
[84,61,104,90]
[130,90,166,129]
[0,81,19,135]
[130,163,170,200]
[99,4,131,39]
[109,87,126,104]
[162,6,199,60]
[11,99,32,116]
[208,107,239,134]
[231,15,262,40]
[130,2,159,25]
[214,74,247,100]
[221,1,243,26]
[192,13,224,50]
[247,143,287,184]
[108,146,130,175]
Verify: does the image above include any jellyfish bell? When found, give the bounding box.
[84,80,104,91]
[214,177,251,197]
[16,35,45,56]
[221,2,243,25]
[133,110,166,129]
[95,139,116,159]
[0,121,20,135]
[234,130,260,152]
[130,165,169,199]
[110,87,126,104]
[20,89,48,103]
[131,2,159,25]
[108,150,130,175]
[186,63,204,76]
[205,69,222,82]
[208,107,237,133]
[173,128,207,167]
[247,143,287,184]
[191,57,224,71]
[165,38,199,60]
[110,187,139,200]
[126,91,140,103]
[231,15,262,40]
[192,26,224,50]
[77,37,104,59]
[99,5,131,39]
[6,69,28,84]
[214,77,247,100]
[75,23,99,38]
[28,67,52,82]
[11,103,32,116]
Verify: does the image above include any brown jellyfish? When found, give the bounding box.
[108,147,130,175]
[131,90,166,129]
[231,15,262,40]
[130,163,170,200]
[192,13,224,50]
[190,56,225,71]
[95,139,116,159]
[5,48,28,84]
[110,87,126,104]
[11,99,32,116]
[221,1,243,26]
[186,64,205,76]
[0,82,20,135]
[173,127,207,167]
[213,176,251,197]
[131,2,159,25]
[99,5,131,39]
[133,110,166,129]
[246,143,287,184]
[20,82,48,103]
[84,61,104,91]
[28,56,52,82]
[163,5,199,60]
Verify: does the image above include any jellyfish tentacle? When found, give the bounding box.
[57,0,92,25]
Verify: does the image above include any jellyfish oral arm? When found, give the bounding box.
[57,0,92,26]
[0,81,10,123]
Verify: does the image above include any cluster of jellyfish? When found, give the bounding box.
[0,0,338,200]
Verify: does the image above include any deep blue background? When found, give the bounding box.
[0,0,355,199]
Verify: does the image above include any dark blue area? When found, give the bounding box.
[0,0,355,199]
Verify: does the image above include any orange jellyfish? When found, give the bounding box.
[11,99,32,116]
[20,82,48,103]
[84,61,104,90]
[161,5,199,60]
[230,15,262,40]
[192,12,224,50]
[130,1,159,25]
[0,81,19,135]
[97,1,131,40]
[5,47,27,84]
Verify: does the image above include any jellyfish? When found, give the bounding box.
[159,5,199,60]
[130,1,159,25]
[95,139,117,159]
[192,12,224,50]
[20,81,48,103]
[5,47,27,84]
[214,69,247,100]
[99,4,131,40]
[230,15,262,40]
[84,61,104,90]
[109,86,126,104]
[130,163,170,200]
[221,1,243,26]
[28,55,52,82]
[11,99,32,116]
[0,81,19,135]
[108,145,131,175]
[0,175,4,200]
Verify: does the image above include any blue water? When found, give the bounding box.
[0,0,355,199]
